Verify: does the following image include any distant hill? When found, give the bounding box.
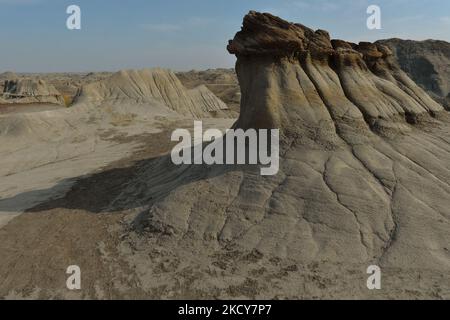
[74,68,231,118]
[1,78,64,106]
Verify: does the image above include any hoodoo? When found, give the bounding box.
[123,13,450,294]
[1,78,65,106]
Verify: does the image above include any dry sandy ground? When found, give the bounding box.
[0,111,447,299]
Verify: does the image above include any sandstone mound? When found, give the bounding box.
[377,38,450,110]
[75,68,230,118]
[1,78,64,106]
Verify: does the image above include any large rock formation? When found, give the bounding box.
[377,38,450,110]
[103,12,449,297]
[75,68,230,118]
[0,12,448,299]
[1,78,65,106]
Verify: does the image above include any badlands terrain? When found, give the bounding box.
[0,11,449,299]
[377,38,450,110]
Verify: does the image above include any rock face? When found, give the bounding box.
[113,12,450,296]
[227,12,443,134]
[377,38,450,110]
[75,68,230,118]
[1,78,65,106]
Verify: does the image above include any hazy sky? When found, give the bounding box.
[1,0,449,72]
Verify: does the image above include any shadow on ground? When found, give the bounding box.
[0,139,262,214]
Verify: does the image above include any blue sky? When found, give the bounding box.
[0,0,449,72]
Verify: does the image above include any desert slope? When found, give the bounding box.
[0,12,448,299]
[0,68,233,229]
